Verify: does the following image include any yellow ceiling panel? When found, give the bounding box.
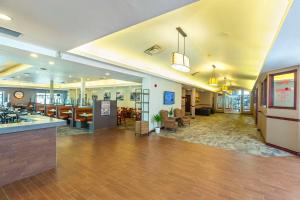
[71,0,292,90]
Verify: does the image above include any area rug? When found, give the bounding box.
[159,113,290,157]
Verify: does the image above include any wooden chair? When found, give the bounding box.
[174,108,190,126]
[160,110,177,131]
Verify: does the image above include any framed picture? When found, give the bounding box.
[130,92,141,101]
[116,92,124,101]
[269,69,297,109]
[163,91,175,105]
[103,92,111,100]
[101,101,111,116]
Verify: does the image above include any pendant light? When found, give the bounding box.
[221,77,228,92]
[227,80,233,95]
[208,65,218,86]
[171,27,190,73]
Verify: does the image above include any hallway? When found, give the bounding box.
[160,113,290,157]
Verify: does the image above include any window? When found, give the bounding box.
[260,78,267,106]
[36,93,63,104]
[269,70,297,109]
[0,91,3,106]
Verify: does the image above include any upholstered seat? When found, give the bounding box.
[174,108,190,126]
[160,110,177,131]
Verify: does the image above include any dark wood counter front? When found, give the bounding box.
[0,127,56,187]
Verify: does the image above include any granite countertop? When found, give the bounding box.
[0,115,66,134]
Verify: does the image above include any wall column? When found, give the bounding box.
[80,78,86,107]
[191,88,196,118]
[49,80,54,104]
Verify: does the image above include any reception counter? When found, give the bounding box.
[0,115,65,186]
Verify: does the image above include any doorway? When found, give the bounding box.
[224,90,242,113]
[185,95,191,113]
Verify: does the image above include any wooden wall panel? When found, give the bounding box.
[0,128,56,187]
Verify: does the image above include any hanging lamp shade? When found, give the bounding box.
[221,85,228,92]
[221,77,228,92]
[171,27,190,73]
[227,80,233,94]
[208,65,218,86]
[171,52,190,72]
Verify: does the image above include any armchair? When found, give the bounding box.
[160,110,177,131]
[174,108,190,126]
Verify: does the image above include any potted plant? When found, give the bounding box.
[168,107,174,117]
[153,114,162,134]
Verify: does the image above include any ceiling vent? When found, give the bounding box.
[144,45,163,56]
[0,27,22,37]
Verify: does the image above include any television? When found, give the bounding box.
[164,91,175,105]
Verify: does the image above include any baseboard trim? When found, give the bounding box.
[266,143,300,156]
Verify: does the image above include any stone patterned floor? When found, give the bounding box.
[159,113,291,157]
[57,126,92,136]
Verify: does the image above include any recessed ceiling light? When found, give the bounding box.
[40,67,47,70]
[30,53,38,58]
[105,72,110,76]
[24,73,30,76]
[68,75,72,78]
[0,13,12,21]
[48,61,55,65]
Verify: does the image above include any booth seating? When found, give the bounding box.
[57,106,72,120]
[36,104,45,115]
[160,110,177,131]
[46,105,56,117]
[195,108,210,116]
[174,108,190,126]
[74,107,92,128]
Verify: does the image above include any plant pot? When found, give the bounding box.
[155,127,160,134]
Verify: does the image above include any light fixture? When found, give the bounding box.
[30,53,38,58]
[0,13,12,21]
[171,27,190,73]
[105,72,110,76]
[48,61,55,65]
[221,77,228,92]
[68,75,72,78]
[208,65,218,86]
[227,80,233,95]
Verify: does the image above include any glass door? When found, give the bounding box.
[224,90,242,113]
[242,90,251,113]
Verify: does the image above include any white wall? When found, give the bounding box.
[143,75,182,130]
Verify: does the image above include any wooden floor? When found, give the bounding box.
[1,128,300,200]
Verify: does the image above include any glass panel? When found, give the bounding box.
[243,90,251,112]
[224,91,241,113]
[217,94,223,109]
[0,91,3,106]
[272,72,295,108]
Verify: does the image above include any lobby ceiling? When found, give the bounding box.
[261,0,300,73]
[0,0,195,50]
[71,0,292,90]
